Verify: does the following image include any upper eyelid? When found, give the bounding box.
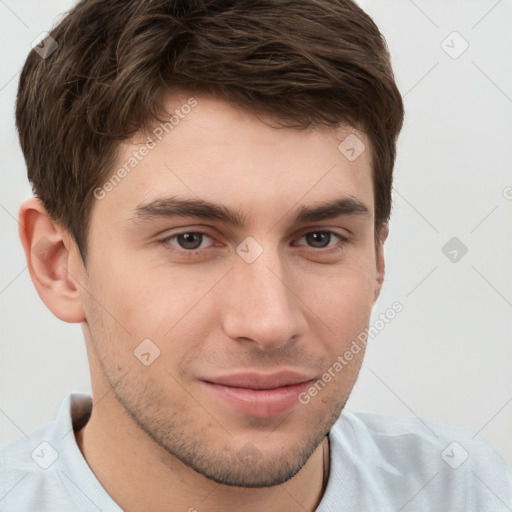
[295,228,348,239]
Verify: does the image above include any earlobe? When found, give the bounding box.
[18,197,86,323]
[373,223,389,304]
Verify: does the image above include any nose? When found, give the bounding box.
[221,247,308,351]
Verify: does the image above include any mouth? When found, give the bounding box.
[200,371,315,417]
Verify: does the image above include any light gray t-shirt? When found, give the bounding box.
[1,392,511,511]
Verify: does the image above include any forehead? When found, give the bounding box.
[91,93,374,226]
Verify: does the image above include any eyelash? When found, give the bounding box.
[158,230,349,257]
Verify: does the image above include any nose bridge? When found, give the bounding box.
[221,238,307,349]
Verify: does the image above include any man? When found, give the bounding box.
[1,0,511,510]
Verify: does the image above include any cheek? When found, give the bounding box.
[90,250,208,337]
[302,254,376,340]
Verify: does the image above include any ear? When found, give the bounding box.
[373,223,389,304]
[18,197,86,323]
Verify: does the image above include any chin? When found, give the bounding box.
[185,440,315,488]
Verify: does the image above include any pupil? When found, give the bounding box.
[179,233,202,250]
[307,232,329,248]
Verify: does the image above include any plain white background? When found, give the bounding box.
[1,0,511,469]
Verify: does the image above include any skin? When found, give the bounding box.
[19,93,387,512]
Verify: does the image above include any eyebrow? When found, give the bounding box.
[129,195,370,227]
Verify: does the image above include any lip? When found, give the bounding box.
[200,371,315,417]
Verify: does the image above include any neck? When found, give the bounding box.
[75,392,329,512]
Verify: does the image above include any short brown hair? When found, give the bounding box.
[16,0,404,263]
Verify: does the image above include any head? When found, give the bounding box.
[17,0,403,488]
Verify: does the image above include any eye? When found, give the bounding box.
[158,229,348,256]
[161,231,214,251]
[295,230,347,250]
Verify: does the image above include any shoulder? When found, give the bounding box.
[335,409,480,452]
[0,418,62,511]
[0,393,95,512]
[325,410,512,511]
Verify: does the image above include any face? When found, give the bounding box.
[75,93,383,487]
